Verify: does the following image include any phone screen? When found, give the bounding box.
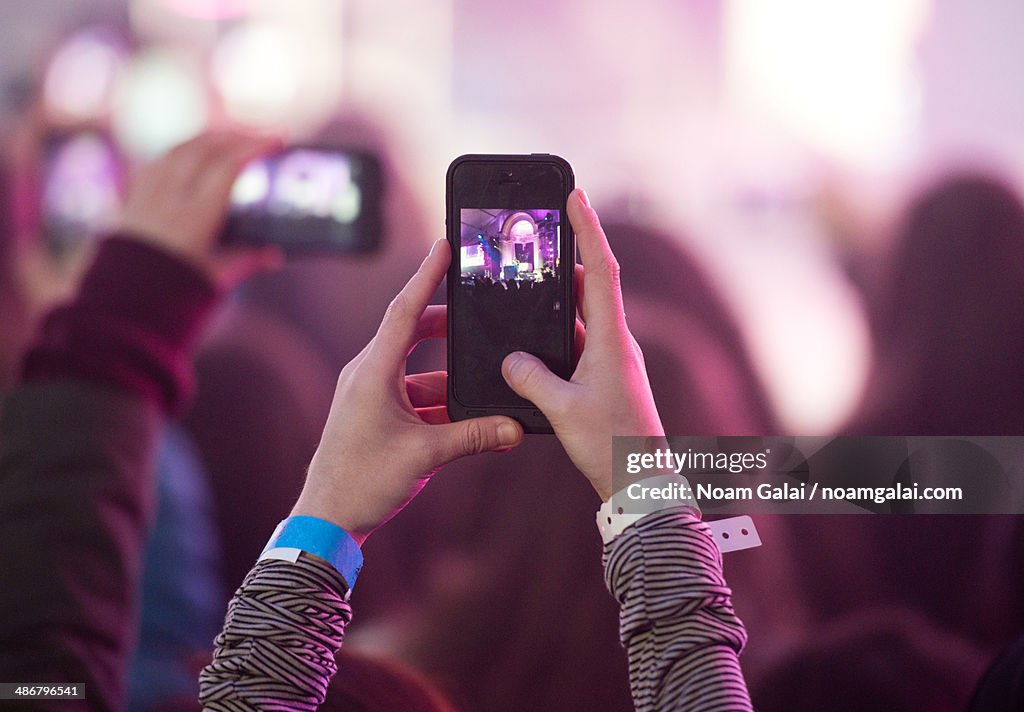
[224,147,383,253]
[456,207,565,406]
[447,156,574,424]
[41,132,123,256]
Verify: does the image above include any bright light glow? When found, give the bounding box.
[696,218,872,433]
[268,151,359,221]
[725,0,930,165]
[212,22,301,126]
[462,245,485,267]
[43,29,125,120]
[112,49,208,158]
[331,184,361,224]
[44,134,122,242]
[205,1,345,133]
[510,219,535,239]
[231,160,271,206]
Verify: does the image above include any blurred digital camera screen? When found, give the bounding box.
[223,146,383,254]
[41,131,124,257]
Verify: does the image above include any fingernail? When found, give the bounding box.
[502,351,524,378]
[577,188,591,208]
[498,422,520,446]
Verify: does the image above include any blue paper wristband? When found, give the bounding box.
[259,515,363,592]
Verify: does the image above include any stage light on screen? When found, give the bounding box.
[725,0,930,165]
[212,22,301,126]
[462,245,486,268]
[510,219,535,239]
[231,160,271,206]
[43,28,126,121]
[331,184,361,224]
[112,49,208,158]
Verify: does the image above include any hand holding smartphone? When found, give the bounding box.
[446,154,576,433]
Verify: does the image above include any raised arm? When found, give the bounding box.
[0,131,281,711]
[199,239,525,710]
[501,189,753,711]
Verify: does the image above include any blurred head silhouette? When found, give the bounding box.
[754,607,987,712]
[604,219,776,435]
[853,172,1024,435]
[969,634,1024,712]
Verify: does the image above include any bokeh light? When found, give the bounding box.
[211,22,300,126]
[43,28,126,121]
[111,48,208,158]
[725,0,930,167]
[231,159,271,205]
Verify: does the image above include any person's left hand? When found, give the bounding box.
[290,239,525,545]
[117,130,285,289]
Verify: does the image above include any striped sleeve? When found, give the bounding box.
[603,507,753,711]
[199,555,351,711]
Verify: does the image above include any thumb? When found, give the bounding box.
[432,416,524,463]
[502,351,572,413]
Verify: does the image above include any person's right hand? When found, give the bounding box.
[501,189,664,501]
[117,130,284,289]
[290,239,525,546]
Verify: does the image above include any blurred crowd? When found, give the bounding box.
[2,6,1024,712]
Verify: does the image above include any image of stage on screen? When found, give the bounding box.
[455,208,565,406]
[459,208,560,285]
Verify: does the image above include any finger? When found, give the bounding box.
[371,239,450,369]
[574,318,586,363]
[502,351,574,417]
[412,304,447,345]
[429,416,524,463]
[575,264,587,322]
[195,132,283,201]
[161,133,223,190]
[415,405,450,425]
[148,132,282,256]
[406,371,447,408]
[567,189,626,335]
[161,131,254,192]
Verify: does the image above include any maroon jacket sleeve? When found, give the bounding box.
[0,236,219,711]
[22,236,219,415]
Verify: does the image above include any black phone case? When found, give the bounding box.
[445,153,575,434]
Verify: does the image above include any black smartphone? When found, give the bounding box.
[222,146,384,254]
[446,154,575,433]
[40,130,124,257]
